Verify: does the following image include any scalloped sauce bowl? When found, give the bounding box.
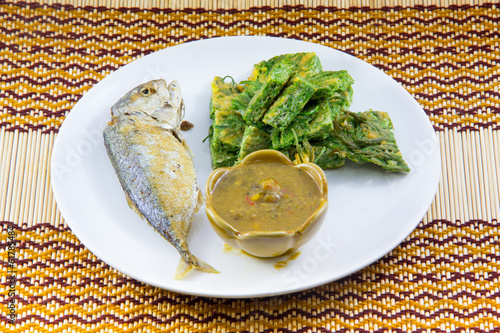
[205,150,329,258]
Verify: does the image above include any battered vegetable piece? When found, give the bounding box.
[237,125,272,162]
[212,110,246,148]
[294,52,323,77]
[306,100,336,140]
[243,52,323,124]
[209,76,243,119]
[209,77,247,167]
[208,126,239,168]
[248,55,287,82]
[311,145,347,169]
[209,77,246,148]
[210,162,322,232]
[270,100,334,150]
[262,75,316,129]
[289,137,346,169]
[310,70,355,100]
[332,110,410,172]
[232,80,262,114]
[243,60,296,123]
[208,52,409,173]
[328,86,354,110]
[248,52,322,83]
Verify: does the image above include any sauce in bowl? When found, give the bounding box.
[205,149,329,258]
[210,162,322,232]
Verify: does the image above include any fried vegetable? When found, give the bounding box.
[262,75,316,129]
[237,125,272,162]
[209,77,247,168]
[243,52,323,124]
[208,52,409,173]
[310,70,355,100]
[248,55,287,82]
[270,100,334,150]
[208,126,240,168]
[243,60,296,123]
[212,110,246,148]
[232,80,262,115]
[332,110,410,172]
[305,100,336,140]
[293,52,323,78]
[329,86,354,110]
[249,52,322,82]
[312,146,346,169]
[210,76,243,119]
[288,137,346,169]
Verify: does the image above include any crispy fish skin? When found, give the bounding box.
[103,79,218,279]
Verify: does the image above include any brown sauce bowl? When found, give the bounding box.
[205,149,329,258]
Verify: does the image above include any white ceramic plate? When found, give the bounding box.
[51,36,440,298]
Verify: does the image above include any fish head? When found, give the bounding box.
[111,79,184,129]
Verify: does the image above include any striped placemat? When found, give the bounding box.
[1,1,499,332]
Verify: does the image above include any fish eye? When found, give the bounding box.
[140,87,156,96]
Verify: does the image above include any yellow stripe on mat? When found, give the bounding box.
[1,219,499,331]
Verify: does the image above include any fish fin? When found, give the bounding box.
[182,139,195,159]
[168,80,184,122]
[174,255,219,280]
[194,189,204,213]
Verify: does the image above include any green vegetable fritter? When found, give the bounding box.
[208,52,410,173]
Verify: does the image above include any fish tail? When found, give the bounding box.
[174,254,219,280]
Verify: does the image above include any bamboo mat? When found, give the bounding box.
[1,1,499,332]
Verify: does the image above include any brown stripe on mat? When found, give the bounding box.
[1,220,499,331]
[29,0,496,10]
[1,3,499,133]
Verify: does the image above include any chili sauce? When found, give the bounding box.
[210,162,322,232]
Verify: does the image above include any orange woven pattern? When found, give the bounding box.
[1,221,499,332]
[1,2,499,133]
[1,2,499,332]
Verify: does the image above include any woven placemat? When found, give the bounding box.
[1,1,499,332]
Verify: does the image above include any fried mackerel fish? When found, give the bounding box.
[208,52,410,173]
[103,79,218,279]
